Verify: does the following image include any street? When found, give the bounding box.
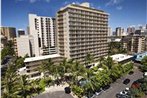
[95,67,143,98]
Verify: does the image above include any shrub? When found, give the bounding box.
[71,85,84,97]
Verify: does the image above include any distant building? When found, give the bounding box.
[29,14,56,56]
[57,2,109,64]
[108,27,113,36]
[116,27,124,37]
[127,27,135,35]
[1,35,7,50]
[14,35,34,57]
[134,29,147,36]
[0,26,16,40]
[24,54,62,79]
[130,36,146,53]
[18,29,25,37]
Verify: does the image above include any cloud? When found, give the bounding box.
[45,0,50,2]
[64,1,69,5]
[116,6,123,10]
[106,0,123,6]
[16,0,50,3]
[30,0,36,3]
[97,6,101,9]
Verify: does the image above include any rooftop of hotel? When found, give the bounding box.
[24,54,61,63]
[59,2,109,15]
[110,54,133,62]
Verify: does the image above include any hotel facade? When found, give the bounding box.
[56,2,109,64]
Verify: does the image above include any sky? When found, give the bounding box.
[1,0,147,31]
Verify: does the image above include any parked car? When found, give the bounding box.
[95,88,103,96]
[102,85,110,91]
[64,87,71,94]
[123,79,130,85]
[128,71,134,75]
[116,90,130,98]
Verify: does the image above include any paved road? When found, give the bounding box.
[34,91,74,98]
[95,67,143,98]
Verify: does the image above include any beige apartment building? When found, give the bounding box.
[57,2,109,64]
[14,35,34,57]
[29,14,57,56]
[131,36,146,53]
[0,26,16,40]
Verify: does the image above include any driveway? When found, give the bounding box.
[96,67,143,98]
[34,91,74,98]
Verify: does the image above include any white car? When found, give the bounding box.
[120,91,127,95]
[143,72,147,76]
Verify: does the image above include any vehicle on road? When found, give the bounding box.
[64,87,71,94]
[116,89,131,98]
[123,79,130,85]
[128,71,134,75]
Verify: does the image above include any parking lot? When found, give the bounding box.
[95,67,143,98]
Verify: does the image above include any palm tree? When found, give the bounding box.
[30,79,42,95]
[85,53,94,67]
[2,65,19,98]
[70,61,87,85]
[17,75,30,98]
[104,56,114,69]
[141,56,147,72]
[98,56,105,68]
[39,58,54,79]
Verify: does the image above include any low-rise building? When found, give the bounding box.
[24,54,62,79]
[133,51,147,62]
[110,54,133,64]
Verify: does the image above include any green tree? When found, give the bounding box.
[1,40,15,60]
[71,85,84,97]
[39,59,53,78]
[104,56,114,69]
[17,75,30,98]
[141,56,147,72]
[15,56,25,69]
[30,80,42,95]
[85,53,94,67]
[2,65,19,98]
[108,42,126,55]
[98,57,105,68]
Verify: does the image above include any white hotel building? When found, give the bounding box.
[29,14,56,56]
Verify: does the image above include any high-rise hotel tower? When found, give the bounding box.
[57,2,109,64]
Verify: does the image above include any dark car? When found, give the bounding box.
[102,85,110,91]
[64,87,71,94]
[123,79,130,85]
[128,71,134,75]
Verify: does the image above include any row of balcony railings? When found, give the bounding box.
[70,50,108,56]
[67,10,108,18]
[69,46,108,51]
[70,52,108,60]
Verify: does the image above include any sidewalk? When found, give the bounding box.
[43,82,78,98]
